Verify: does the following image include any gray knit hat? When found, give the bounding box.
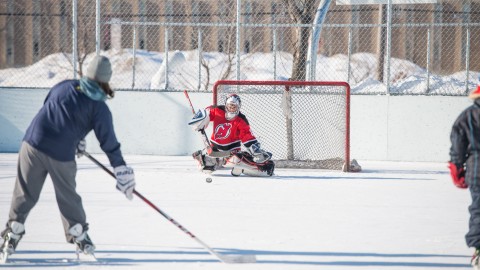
[85,55,112,83]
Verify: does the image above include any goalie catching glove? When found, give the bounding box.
[188,109,210,131]
[114,165,136,200]
[247,142,272,163]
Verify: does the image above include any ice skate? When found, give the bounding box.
[74,233,95,254]
[69,224,97,261]
[0,221,25,264]
[0,252,6,264]
[472,248,480,270]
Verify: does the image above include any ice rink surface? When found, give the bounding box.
[0,153,472,269]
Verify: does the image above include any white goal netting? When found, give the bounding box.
[213,80,351,171]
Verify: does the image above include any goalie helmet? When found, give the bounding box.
[225,94,241,120]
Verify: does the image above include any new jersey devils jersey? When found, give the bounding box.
[207,105,257,152]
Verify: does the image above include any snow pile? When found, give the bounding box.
[0,49,478,94]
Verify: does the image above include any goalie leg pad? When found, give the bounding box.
[242,167,270,177]
[192,150,219,173]
[192,150,205,167]
[259,160,275,176]
[192,150,216,173]
[231,167,243,176]
[224,152,275,177]
[246,142,272,163]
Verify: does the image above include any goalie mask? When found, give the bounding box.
[225,94,241,120]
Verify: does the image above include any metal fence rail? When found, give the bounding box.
[0,0,478,95]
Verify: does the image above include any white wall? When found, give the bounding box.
[0,88,472,162]
[350,95,470,161]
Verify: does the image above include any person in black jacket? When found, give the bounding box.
[0,55,135,260]
[449,85,480,268]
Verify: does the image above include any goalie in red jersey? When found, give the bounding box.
[188,94,274,177]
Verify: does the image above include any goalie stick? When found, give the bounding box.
[183,90,213,155]
[84,152,256,264]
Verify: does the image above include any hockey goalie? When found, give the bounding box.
[188,94,275,177]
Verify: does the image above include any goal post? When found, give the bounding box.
[213,80,352,172]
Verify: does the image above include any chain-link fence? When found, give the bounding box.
[0,0,479,95]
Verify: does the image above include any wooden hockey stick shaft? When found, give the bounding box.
[83,152,255,263]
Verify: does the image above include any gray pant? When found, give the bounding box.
[467,184,480,248]
[7,142,86,242]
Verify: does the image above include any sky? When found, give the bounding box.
[0,153,473,269]
[0,49,478,95]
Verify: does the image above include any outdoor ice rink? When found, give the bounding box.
[0,153,472,269]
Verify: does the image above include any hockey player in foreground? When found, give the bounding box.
[188,94,275,177]
[449,84,480,270]
[0,55,136,263]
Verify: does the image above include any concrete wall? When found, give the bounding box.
[350,95,470,161]
[0,88,472,162]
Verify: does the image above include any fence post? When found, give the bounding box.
[96,0,100,55]
[386,0,392,94]
[273,28,277,80]
[427,28,431,93]
[164,28,169,90]
[306,0,332,81]
[347,28,352,84]
[465,27,471,95]
[236,0,241,80]
[72,0,78,79]
[132,26,137,90]
[198,29,202,91]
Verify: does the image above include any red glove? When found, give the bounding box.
[448,162,467,189]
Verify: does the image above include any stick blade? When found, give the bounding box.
[220,254,257,264]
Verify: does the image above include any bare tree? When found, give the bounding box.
[201,56,211,91]
[25,1,97,78]
[75,4,96,77]
[218,0,262,82]
[282,0,317,81]
[218,0,237,81]
[188,1,235,89]
[220,26,236,81]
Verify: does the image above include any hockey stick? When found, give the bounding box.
[183,90,213,154]
[83,152,256,264]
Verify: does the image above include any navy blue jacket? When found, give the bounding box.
[23,80,126,167]
[450,99,480,186]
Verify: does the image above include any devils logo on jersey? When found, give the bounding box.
[214,123,232,140]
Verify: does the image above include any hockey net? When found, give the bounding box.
[213,80,351,171]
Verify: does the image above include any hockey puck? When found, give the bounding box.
[206,177,212,183]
